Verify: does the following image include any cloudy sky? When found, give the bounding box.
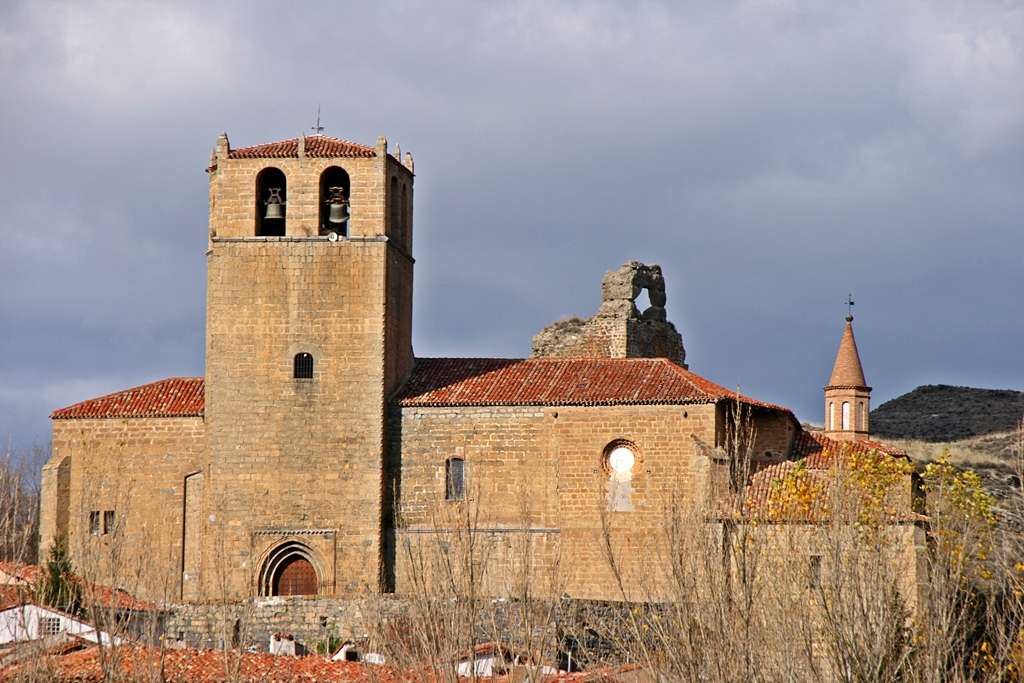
[1,0,1022,448]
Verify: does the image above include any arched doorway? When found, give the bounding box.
[273,556,317,596]
[259,541,320,597]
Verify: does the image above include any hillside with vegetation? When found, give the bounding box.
[870,384,1024,442]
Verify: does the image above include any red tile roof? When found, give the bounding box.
[0,564,159,613]
[1,646,641,683]
[395,358,792,413]
[718,431,914,522]
[0,561,44,585]
[228,136,377,160]
[790,431,907,467]
[50,378,204,420]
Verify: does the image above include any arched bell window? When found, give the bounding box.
[389,176,400,241]
[400,183,409,250]
[294,353,313,379]
[256,167,287,237]
[319,166,351,237]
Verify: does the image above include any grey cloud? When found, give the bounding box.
[2,0,1022,447]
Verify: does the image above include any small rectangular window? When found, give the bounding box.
[446,458,465,501]
[103,510,115,535]
[40,617,62,636]
[89,511,100,535]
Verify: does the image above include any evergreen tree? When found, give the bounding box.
[39,536,82,617]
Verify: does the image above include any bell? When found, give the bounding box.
[265,202,284,220]
[328,202,350,224]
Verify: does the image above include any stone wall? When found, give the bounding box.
[44,416,205,602]
[208,134,413,242]
[531,261,686,367]
[388,402,720,601]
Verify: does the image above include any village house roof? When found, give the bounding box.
[394,357,793,413]
[0,645,640,683]
[50,378,204,420]
[227,135,378,160]
[719,431,915,522]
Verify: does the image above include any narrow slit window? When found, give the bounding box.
[446,458,465,501]
[809,555,822,589]
[294,353,314,379]
[103,510,115,535]
[842,402,851,430]
[89,511,100,535]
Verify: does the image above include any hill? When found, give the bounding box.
[870,385,1024,442]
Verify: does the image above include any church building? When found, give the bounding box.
[38,132,906,604]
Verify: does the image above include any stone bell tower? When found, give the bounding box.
[187,132,415,601]
[823,314,871,442]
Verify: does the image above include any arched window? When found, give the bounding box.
[256,167,287,237]
[842,402,851,430]
[400,183,409,250]
[294,353,313,379]
[259,541,320,596]
[446,458,465,501]
[319,166,351,236]
[389,176,399,240]
[829,402,835,430]
[857,402,864,430]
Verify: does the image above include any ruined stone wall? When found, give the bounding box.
[389,402,719,601]
[45,416,204,602]
[531,262,685,367]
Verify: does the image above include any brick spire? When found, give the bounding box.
[823,316,871,441]
[827,318,867,388]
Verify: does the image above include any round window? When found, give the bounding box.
[608,446,636,473]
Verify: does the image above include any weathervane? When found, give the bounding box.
[845,294,855,322]
[311,104,324,136]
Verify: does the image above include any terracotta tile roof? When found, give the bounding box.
[1,645,643,683]
[51,378,204,420]
[0,561,44,585]
[227,135,377,160]
[395,358,792,413]
[0,564,159,613]
[718,431,915,522]
[0,646,410,683]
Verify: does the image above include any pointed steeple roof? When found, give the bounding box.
[827,318,868,388]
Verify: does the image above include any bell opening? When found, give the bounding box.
[319,166,351,236]
[256,167,287,237]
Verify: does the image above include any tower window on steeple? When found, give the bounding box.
[319,166,351,237]
[294,353,314,379]
[842,402,850,431]
[256,167,287,237]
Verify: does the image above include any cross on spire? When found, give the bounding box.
[845,294,855,322]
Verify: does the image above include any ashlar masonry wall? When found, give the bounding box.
[388,402,722,602]
[200,238,397,602]
[42,416,204,602]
